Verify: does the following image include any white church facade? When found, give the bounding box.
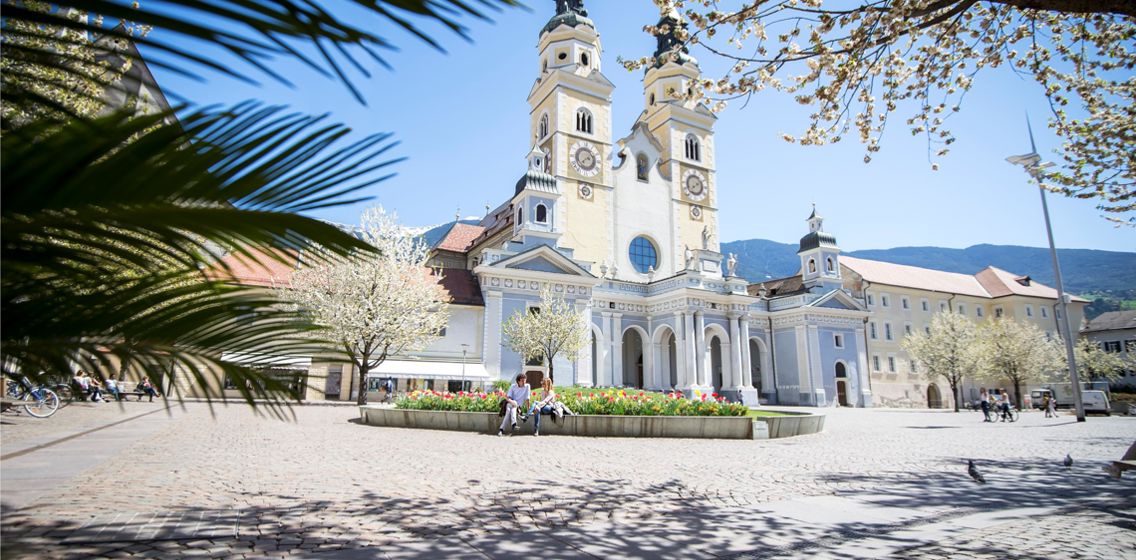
[419,2,873,407]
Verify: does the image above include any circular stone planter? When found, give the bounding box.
[358,406,824,440]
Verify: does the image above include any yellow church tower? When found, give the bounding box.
[527,0,615,271]
[641,8,720,258]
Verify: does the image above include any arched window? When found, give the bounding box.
[517,207,523,225]
[543,148,551,173]
[636,153,649,181]
[535,204,548,224]
[826,257,835,272]
[538,114,549,139]
[576,108,593,134]
[808,259,816,274]
[684,134,701,161]
[649,93,656,106]
[580,52,590,67]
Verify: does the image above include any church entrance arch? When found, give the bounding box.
[835,361,849,407]
[653,325,679,390]
[588,324,605,387]
[704,323,730,392]
[622,326,647,388]
[749,338,764,396]
[927,384,943,409]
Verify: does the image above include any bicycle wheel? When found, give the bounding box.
[53,384,74,401]
[23,388,60,418]
[1009,409,1020,422]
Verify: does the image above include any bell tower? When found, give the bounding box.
[641,7,719,266]
[527,0,615,272]
[798,205,843,291]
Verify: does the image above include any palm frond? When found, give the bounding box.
[2,0,522,104]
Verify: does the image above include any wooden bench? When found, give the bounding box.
[1106,441,1136,479]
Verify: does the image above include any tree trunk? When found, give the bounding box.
[950,379,960,412]
[1012,378,1022,410]
[548,360,554,384]
[356,362,370,406]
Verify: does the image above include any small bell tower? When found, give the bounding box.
[798,205,843,291]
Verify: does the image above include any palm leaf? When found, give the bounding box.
[1,0,523,105]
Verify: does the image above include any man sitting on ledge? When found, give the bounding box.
[498,373,530,437]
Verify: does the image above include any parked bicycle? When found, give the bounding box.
[4,376,61,418]
[997,403,1020,423]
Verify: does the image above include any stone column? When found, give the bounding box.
[694,311,707,388]
[740,315,753,385]
[683,312,697,390]
[806,324,826,406]
[855,326,873,407]
[601,312,613,387]
[728,313,744,389]
[575,300,593,386]
[611,313,624,387]
[484,291,503,381]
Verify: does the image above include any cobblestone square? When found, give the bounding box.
[2,402,1134,559]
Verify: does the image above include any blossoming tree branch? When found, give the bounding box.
[624,0,1134,223]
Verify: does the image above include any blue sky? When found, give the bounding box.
[144,1,1132,252]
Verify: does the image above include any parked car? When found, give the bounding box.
[1082,390,1111,416]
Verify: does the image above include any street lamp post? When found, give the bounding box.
[460,343,469,392]
[1006,121,1085,422]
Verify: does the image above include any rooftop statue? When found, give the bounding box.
[555,0,587,16]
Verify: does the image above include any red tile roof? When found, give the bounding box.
[436,223,486,253]
[435,269,483,306]
[211,248,301,287]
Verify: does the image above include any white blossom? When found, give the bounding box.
[501,285,588,384]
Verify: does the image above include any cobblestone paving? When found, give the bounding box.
[2,403,1134,558]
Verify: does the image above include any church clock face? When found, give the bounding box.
[682,169,707,201]
[570,141,600,177]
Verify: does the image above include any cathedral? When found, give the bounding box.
[422,1,874,407]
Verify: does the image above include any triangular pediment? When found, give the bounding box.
[807,289,866,311]
[493,245,594,278]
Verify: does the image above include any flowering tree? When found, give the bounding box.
[282,207,451,405]
[976,318,1064,407]
[1073,339,1134,381]
[902,311,981,411]
[502,286,588,384]
[627,1,1135,223]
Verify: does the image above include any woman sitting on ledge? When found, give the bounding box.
[530,378,575,437]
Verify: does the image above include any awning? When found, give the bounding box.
[368,360,489,380]
[220,352,312,370]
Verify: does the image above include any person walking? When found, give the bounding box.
[1047,394,1059,418]
[979,389,991,422]
[498,373,530,436]
[999,389,1012,421]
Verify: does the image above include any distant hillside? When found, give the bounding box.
[720,239,1136,319]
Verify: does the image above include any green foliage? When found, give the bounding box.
[490,380,512,392]
[395,388,750,417]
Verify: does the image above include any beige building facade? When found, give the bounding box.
[840,256,1087,408]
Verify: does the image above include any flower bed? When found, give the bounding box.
[395,388,749,417]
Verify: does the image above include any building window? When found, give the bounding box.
[867,294,875,306]
[1026,305,1034,317]
[904,324,912,335]
[649,93,656,105]
[1104,341,1123,353]
[576,108,593,134]
[901,297,910,310]
[808,259,817,274]
[826,257,835,273]
[921,299,929,312]
[580,51,590,66]
[636,153,649,181]
[882,295,890,307]
[957,304,966,315]
[884,323,893,341]
[872,355,881,372]
[1056,308,1062,319]
[976,307,984,318]
[1041,307,1049,318]
[834,333,844,349]
[925,326,931,334]
[628,236,658,274]
[684,134,701,161]
[438,327,447,337]
[535,204,548,224]
[995,307,1004,318]
[939,301,947,312]
[538,113,549,139]
[517,207,523,225]
[911,360,918,373]
[1125,340,1136,353]
[870,322,878,339]
[888,356,896,372]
